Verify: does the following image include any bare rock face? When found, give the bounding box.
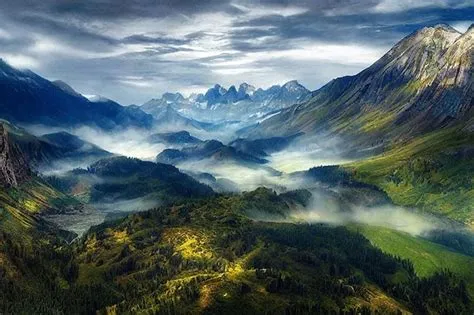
[0,123,30,187]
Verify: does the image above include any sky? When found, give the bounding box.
[0,0,472,105]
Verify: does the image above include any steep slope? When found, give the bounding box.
[0,120,112,170]
[0,59,152,130]
[40,132,107,154]
[346,127,474,226]
[0,123,30,187]
[0,121,83,230]
[0,135,102,313]
[242,24,474,226]
[247,24,472,146]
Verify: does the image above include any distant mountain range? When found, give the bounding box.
[0,57,310,131]
[141,80,311,123]
[0,60,153,130]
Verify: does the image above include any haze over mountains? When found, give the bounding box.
[141,80,311,123]
[0,22,474,314]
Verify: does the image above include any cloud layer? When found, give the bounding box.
[0,0,472,104]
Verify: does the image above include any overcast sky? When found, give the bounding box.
[0,0,472,105]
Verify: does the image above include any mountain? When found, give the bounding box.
[229,133,303,158]
[0,59,153,130]
[246,24,473,146]
[0,123,30,187]
[141,92,185,115]
[40,131,111,159]
[156,139,268,166]
[238,82,255,99]
[141,81,311,123]
[205,83,229,105]
[65,188,471,314]
[153,104,215,131]
[243,24,474,226]
[45,156,214,209]
[41,131,99,150]
[0,120,112,170]
[147,130,202,146]
[52,80,83,98]
[3,182,471,314]
[264,80,312,109]
[0,122,84,220]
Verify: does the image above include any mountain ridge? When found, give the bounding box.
[0,59,153,130]
[244,24,473,146]
[141,80,311,123]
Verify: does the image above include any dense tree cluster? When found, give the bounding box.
[0,190,472,314]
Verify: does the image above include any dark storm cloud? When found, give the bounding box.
[0,0,472,104]
[0,0,231,19]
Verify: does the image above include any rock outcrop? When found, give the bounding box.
[0,123,30,187]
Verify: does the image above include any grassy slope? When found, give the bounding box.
[75,191,416,314]
[0,178,81,232]
[344,127,474,293]
[347,127,474,227]
[352,225,474,296]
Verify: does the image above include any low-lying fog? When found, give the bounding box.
[268,150,353,173]
[25,123,244,161]
[290,196,443,236]
[23,123,467,243]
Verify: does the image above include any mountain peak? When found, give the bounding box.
[411,23,461,42]
[430,23,460,33]
[238,82,256,98]
[239,82,255,89]
[283,80,300,87]
[162,92,185,102]
[466,23,474,34]
[281,80,309,93]
[52,80,82,98]
[212,84,227,94]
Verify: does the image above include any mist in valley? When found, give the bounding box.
[289,194,443,236]
[21,121,470,247]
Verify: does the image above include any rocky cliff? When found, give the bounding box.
[0,123,30,187]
